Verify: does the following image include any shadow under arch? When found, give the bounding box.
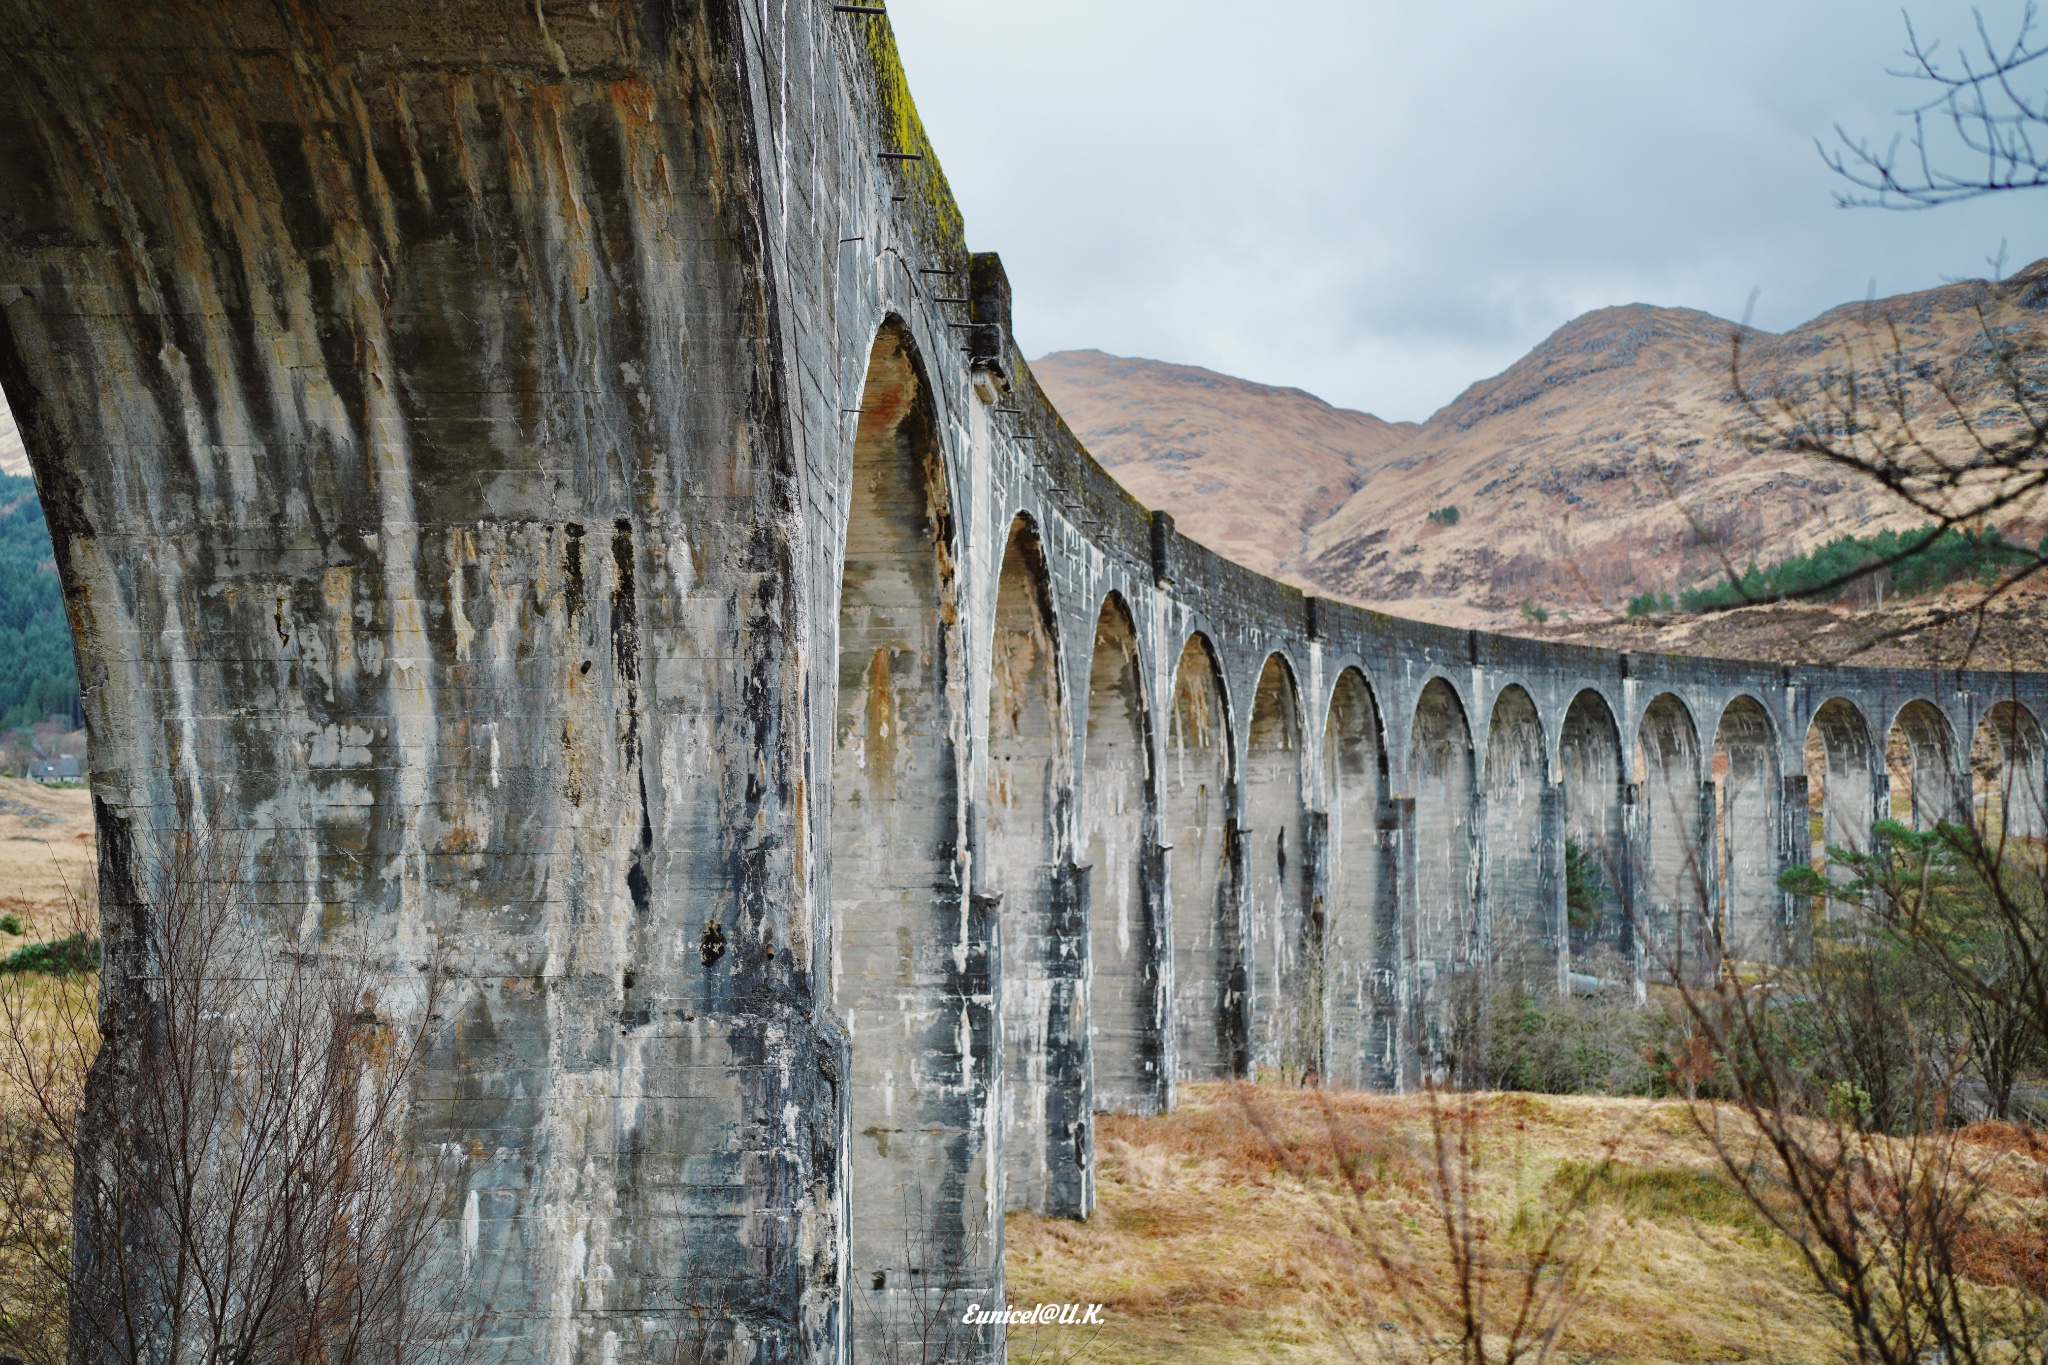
[1712,695,1792,964]
[983,513,1086,1216]
[1245,652,1313,1077]
[1483,683,1556,992]
[1165,630,1242,1080]
[1804,698,1876,919]
[829,321,991,1347]
[1559,688,1628,970]
[1322,666,1393,1089]
[1887,699,1961,831]
[1082,590,1163,1115]
[1973,699,2048,843]
[1410,676,1476,1067]
[1634,693,1709,985]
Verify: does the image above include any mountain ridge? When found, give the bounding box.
[1031,349,1417,580]
[1039,262,2048,656]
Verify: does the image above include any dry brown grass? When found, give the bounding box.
[0,780,94,1363]
[0,906,96,1364]
[1005,1086,2048,1364]
[0,776,92,944]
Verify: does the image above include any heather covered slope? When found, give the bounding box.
[1304,264,2048,628]
[1037,267,2048,640]
[1032,350,1417,580]
[1006,1086,2011,1364]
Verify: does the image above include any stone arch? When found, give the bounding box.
[1165,631,1239,1081]
[1558,689,1627,969]
[1713,696,1786,963]
[1246,652,1315,1077]
[1083,592,1161,1114]
[1323,667,1391,1089]
[1805,698,1876,916]
[1973,700,2047,843]
[1634,694,1709,984]
[1410,677,1476,1059]
[1887,700,1961,831]
[829,322,983,1337]
[1483,684,1556,991]
[984,515,1077,1215]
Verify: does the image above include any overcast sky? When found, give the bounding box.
[884,1,2048,423]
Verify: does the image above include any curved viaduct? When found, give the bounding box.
[2,4,2044,1363]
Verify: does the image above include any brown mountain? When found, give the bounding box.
[1031,350,1418,579]
[1304,263,2048,630]
[1040,266,2048,662]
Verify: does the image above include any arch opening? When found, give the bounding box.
[1559,690,1627,975]
[1483,685,1556,993]
[1888,700,1960,832]
[1410,678,1477,1064]
[1713,697,1788,964]
[1634,694,1709,984]
[1165,633,1237,1081]
[829,325,986,1339]
[1804,698,1876,919]
[984,517,1074,1215]
[1323,668,1390,1089]
[1083,594,1161,1115]
[1247,654,1315,1078]
[1973,700,2047,844]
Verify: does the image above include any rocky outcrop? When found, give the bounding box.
[1302,270,2048,626]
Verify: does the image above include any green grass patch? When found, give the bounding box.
[1552,1160,1771,1237]
[0,932,97,975]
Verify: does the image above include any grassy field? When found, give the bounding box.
[6,785,2045,1365]
[0,775,91,943]
[1006,1085,2048,1365]
[0,776,94,1365]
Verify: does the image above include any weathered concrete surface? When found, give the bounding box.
[7,6,2048,1364]
[1082,595,1162,1114]
[0,5,846,1361]
[1164,634,1236,1083]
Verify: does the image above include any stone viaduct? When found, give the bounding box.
[1,3,2044,1362]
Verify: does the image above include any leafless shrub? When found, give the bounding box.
[1829,3,2048,208]
[0,827,479,1365]
[1718,295,2048,660]
[0,862,98,1365]
[1663,959,2046,1365]
[854,1183,983,1365]
[1276,918,1329,1088]
[1238,1082,1624,1365]
[1626,786,2048,1363]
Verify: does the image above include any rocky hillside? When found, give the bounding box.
[1032,350,1416,579]
[1043,264,2048,654]
[1307,264,2048,628]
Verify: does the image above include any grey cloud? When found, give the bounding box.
[886,0,2048,421]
